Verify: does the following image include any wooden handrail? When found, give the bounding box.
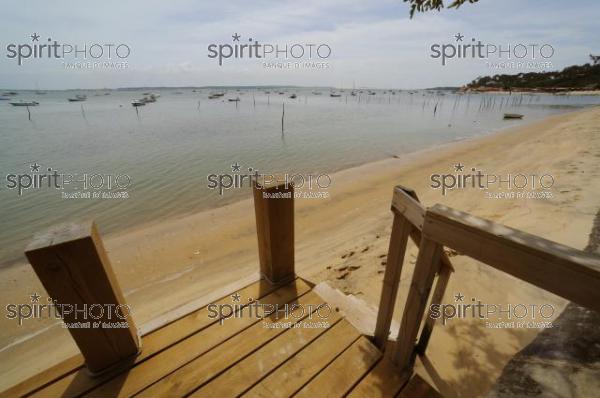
[373,187,455,351]
[393,201,600,373]
[424,204,600,312]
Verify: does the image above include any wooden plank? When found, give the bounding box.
[38,279,309,398]
[243,319,361,397]
[0,354,83,398]
[190,317,343,397]
[425,204,600,312]
[397,374,442,398]
[253,179,295,284]
[136,290,328,397]
[24,221,139,374]
[391,186,425,231]
[3,274,263,398]
[392,238,442,371]
[374,214,412,349]
[416,263,451,355]
[313,282,400,339]
[294,336,382,398]
[393,186,454,272]
[347,357,411,398]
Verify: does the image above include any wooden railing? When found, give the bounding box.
[375,185,600,374]
[373,187,455,352]
[20,180,295,376]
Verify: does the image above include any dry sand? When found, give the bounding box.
[1,106,599,396]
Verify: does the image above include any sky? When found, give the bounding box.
[0,0,599,89]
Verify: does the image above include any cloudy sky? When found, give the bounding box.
[1,0,599,89]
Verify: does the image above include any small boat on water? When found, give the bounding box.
[330,93,341,98]
[312,91,322,95]
[10,100,39,106]
[3,91,18,96]
[208,93,225,99]
[68,95,87,102]
[503,113,524,119]
[133,93,159,105]
[350,92,357,96]
[228,97,240,102]
[289,94,297,99]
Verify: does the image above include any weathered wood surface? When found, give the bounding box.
[425,204,600,313]
[374,214,412,349]
[4,276,446,398]
[393,238,442,370]
[25,221,139,374]
[253,179,295,283]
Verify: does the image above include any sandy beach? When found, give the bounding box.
[1,105,599,395]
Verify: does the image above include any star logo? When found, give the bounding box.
[30,162,41,172]
[454,292,465,302]
[231,162,241,172]
[231,292,241,302]
[30,292,41,303]
[454,33,464,42]
[232,33,241,42]
[454,163,464,172]
[31,33,40,42]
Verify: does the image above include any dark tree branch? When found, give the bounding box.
[404,0,479,18]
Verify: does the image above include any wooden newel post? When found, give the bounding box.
[25,221,140,375]
[252,178,295,284]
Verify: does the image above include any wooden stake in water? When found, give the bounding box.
[281,102,285,134]
[26,105,31,121]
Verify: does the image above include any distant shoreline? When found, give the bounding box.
[461,87,600,96]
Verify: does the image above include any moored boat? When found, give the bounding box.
[503,113,524,119]
[10,100,39,106]
[68,95,87,102]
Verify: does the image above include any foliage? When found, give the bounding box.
[466,63,600,90]
[404,0,479,18]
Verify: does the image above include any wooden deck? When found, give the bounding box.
[7,277,440,398]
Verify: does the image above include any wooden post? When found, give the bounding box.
[373,212,412,350]
[392,236,441,371]
[252,177,295,284]
[25,221,140,375]
[416,262,451,355]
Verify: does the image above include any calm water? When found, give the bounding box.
[0,88,598,266]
